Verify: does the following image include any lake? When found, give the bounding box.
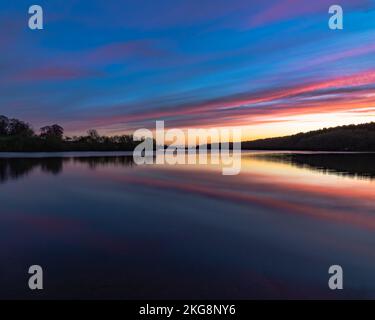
[0,151,374,299]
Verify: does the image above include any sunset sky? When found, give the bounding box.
[1,0,375,140]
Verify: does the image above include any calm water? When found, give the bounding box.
[0,152,375,299]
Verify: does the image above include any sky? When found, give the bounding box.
[1,0,375,140]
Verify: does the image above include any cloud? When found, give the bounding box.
[63,69,375,133]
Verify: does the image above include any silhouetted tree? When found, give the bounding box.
[0,115,9,136]
[87,129,101,142]
[7,118,34,136]
[40,124,64,140]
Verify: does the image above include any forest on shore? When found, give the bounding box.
[1,114,375,152]
[0,115,139,152]
[242,122,375,151]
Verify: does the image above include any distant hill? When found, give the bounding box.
[242,122,375,151]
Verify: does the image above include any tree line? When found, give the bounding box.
[242,122,375,151]
[2,114,375,152]
[0,115,139,152]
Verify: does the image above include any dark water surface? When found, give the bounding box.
[0,152,374,299]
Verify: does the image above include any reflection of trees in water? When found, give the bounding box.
[0,158,65,183]
[258,153,375,180]
[0,156,134,183]
[72,156,134,169]
[40,159,65,175]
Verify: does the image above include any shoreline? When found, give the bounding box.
[0,150,375,158]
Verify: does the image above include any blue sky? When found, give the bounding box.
[1,0,375,139]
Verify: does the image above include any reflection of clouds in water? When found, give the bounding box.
[1,153,375,299]
[1,153,375,228]
[97,164,375,232]
[1,153,375,183]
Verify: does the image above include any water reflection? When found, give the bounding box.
[0,152,375,299]
[0,158,64,183]
[0,156,134,183]
[72,156,134,169]
[1,152,375,184]
[253,152,375,179]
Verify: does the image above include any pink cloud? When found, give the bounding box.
[64,69,375,133]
